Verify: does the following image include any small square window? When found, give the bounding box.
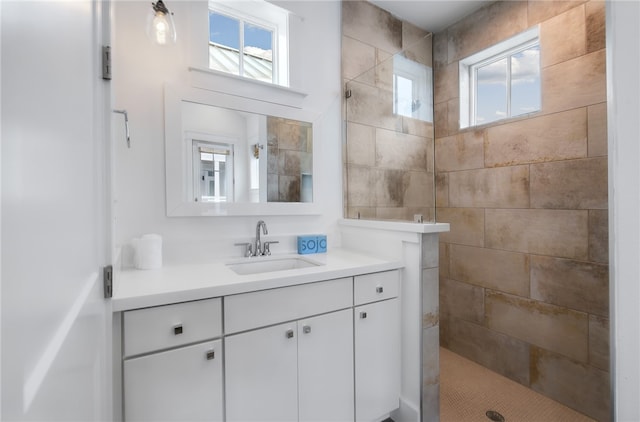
[208,1,288,86]
[460,27,540,128]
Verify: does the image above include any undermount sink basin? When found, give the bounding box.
[227,256,322,275]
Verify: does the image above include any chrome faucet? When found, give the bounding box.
[235,220,279,257]
[254,220,268,256]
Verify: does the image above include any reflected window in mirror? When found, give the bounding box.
[192,140,234,203]
[393,54,433,123]
[208,1,289,86]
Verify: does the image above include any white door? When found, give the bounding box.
[225,322,298,422]
[124,340,223,421]
[354,299,401,422]
[1,1,112,420]
[298,309,354,422]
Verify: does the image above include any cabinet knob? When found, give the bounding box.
[376,286,384,294]
[206,350,215,360]
[173,324,183,335]
[360,312,367,319]
[303,325,311,334]
[286,329,294,339]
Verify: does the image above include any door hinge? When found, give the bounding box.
[103,265,113,299]
[102,46,112,80]
[345,89,352,99]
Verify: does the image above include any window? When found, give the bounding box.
[208,1,289,86]
[192,140,234,203]
[459,26,540,128]
[393,54,433,123]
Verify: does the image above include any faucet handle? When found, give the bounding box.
[262,241,279,256]
[234,242,253,257]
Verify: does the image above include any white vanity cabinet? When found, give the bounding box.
[122,298,223,422]
[224,278,355,422]
[354,271,401,422]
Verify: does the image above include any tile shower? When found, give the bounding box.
[342,1,609,421]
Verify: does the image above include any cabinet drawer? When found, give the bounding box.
[354,270,399,305]
[124,298,222,357]
[225,278,353,334]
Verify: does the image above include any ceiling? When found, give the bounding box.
[368,0,493,33]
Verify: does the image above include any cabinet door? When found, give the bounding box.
[298,309,354,422]
[123,340,223,421]
[225,322,298,422]
[354,299,400,422]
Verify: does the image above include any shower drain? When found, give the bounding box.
[486,410,505,422]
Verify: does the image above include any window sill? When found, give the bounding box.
[188,67,308,109]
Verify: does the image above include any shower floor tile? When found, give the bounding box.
[440,347,596,422]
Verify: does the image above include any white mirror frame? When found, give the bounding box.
[164,84,320,217]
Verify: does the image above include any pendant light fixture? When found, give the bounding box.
[147,0,176,46]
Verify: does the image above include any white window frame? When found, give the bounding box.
[393,54,433,123]
[208,0,289,86]
[459,26,540,129]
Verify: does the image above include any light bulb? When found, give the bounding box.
[147,1,176,46]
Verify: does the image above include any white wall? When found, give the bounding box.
[112,1,342,264]
[606,1,640,421]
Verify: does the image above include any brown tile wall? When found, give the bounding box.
[435,2,609,420]
[342,1,435,221]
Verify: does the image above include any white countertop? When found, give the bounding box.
[112,248,403,312]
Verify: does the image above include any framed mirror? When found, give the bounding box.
[164,84,319,216]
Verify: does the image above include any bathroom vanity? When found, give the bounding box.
[113,250,403,422]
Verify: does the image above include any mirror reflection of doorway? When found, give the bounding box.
[192,140,234,203]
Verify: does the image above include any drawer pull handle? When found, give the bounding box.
[360,312,367,319]
[303,325,311,334]
[206,350,215,360]
[173,324,183,335]
[286,329,294,339]
[376,286,384,294]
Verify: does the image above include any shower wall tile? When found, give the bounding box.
[531,347,611,422]
[439,242,450,279]
[434,101,449,138]
[346,122,375,166]
[588,314,610,371]
[530,255,609,316]
[401,118,433,139]
[435,173,449,208]
[346,80,397,131]
[484,108,587,167]
[588,102,608,157]
[402,26,432,66]
[448,165,530,208]
[450,245,530,297]
[346,165,373,207]
[342,36,376,83]
[404,170,434,208]
[447,1,528,63]
[433,31,448,68]
[542,49,607,114]
[434,61,458,104]
[527,1,587,25]
[530,157,608,209]
[440,278,484,324]
[586,0,606,53]
[589,209,609,263]
[341,0,402,55]
[345,206,375,220]
[540,5,586,68]
[373,52,394,92]
[446,98,460,136]
[435,131,484,172]
[372,168,408,207]
[486,292,589,362]
[485,209,589,260]
[437,208,485,247]
[278,175,300,202]
[442,317,530,385]
[375,128,428,171]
